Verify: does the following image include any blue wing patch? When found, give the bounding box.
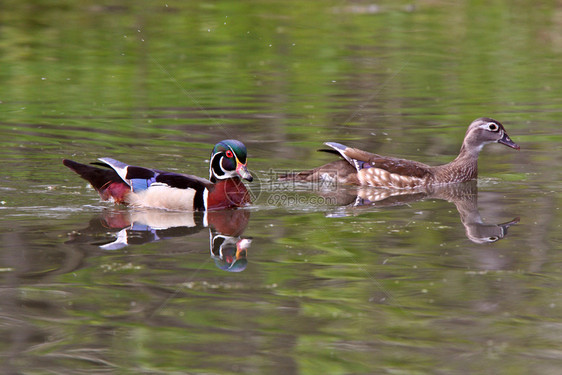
[130,176,157,192]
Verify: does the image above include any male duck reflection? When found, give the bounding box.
[68,209,252,272]
[63,140,252,211]
[324,181,519,244]
[282,118,519,187]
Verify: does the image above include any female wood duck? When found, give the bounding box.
[282,117,519,188]
[63,140,253,211]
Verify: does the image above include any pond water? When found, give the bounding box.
[1,1,561,374]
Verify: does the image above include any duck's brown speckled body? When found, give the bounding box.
[282,118,519,188]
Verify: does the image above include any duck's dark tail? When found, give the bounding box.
[277,147,347,182]
[277,160,357,184]
[277,169,315,182]
[63,159,129,203]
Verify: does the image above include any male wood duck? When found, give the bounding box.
[63,139,253,211]
[281,118,519,188]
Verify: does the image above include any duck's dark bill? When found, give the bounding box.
[498,133,520,150]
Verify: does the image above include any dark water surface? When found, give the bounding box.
[1,1,561,374]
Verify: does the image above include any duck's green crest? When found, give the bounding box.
[212,140,248,163]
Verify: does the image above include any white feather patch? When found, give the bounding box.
[126,185,196,211]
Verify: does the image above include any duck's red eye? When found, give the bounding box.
[225,150,234,158]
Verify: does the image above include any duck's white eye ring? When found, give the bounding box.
[488,123,499,131]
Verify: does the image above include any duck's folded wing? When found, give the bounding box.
[324,143,432,179]
[154,172,213,191]
[96,158,213,192]
[95,157,155,191]
[364,155,432,179]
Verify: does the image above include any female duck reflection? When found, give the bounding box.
[68,209,252,272]
[313,181,518,244]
